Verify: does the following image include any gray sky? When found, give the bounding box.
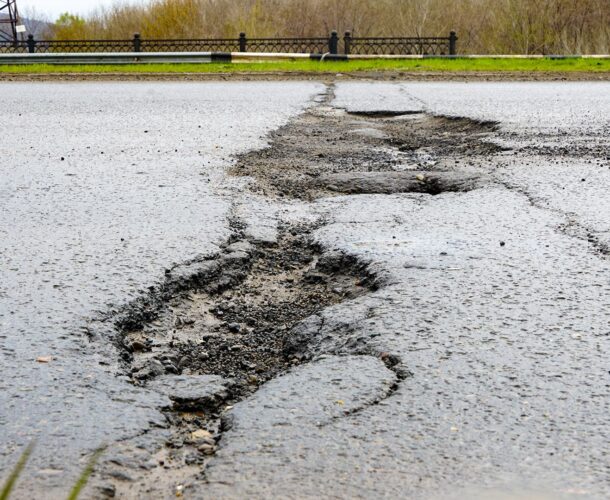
[20,0,134,19]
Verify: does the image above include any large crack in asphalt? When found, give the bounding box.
[90,85,513,498]
[497,178,610,259]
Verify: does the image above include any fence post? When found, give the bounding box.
[133,33,141,53]
[344,31,351,55]
[449,31,457,55]
[329,31,338,55]
[239,32,247,52]
[27,34,35,53]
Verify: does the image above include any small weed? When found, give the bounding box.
[1,445,104,500]
[1,443,34,500]
[67,448,105,500]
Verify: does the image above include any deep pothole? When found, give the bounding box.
[94,222,379,497]
[231,103,508,200]
[121,224,377,390]
[347,110,422,118]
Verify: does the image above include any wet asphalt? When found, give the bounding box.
[1,81,610,499]
[0,81,322,496]
[203,82,610,499]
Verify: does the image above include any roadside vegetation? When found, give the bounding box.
[0,58,609,75]
[0,444,103,500]
[41,0,610,55]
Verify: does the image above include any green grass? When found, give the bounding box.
[0,57,608,74]
[66,448,104,500]
[1,443,34,500]
[1,444,103,500]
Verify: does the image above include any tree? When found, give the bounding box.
[52,12,88,39]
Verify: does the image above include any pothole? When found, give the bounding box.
[318,171,479,195]
[347,110,422,118]
[91,87,502,497]
[129,225,377,390]
[94,222,378,497]
[387,115,507,156]
[231,99,507,200]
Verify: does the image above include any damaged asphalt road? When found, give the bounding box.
[231,97,498,199]
[199,83,610,500]
[2,80,610,499]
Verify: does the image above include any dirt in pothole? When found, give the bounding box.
[124,228,374,391]
[94,224,377,498]
[120,225,375,392]
[230,101,508,199]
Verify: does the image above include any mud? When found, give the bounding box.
[231,99,504,199]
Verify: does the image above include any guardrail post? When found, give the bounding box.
[133,33,141,52]
[27,34,35,53]
[329,31,338,55]
[449,31,457,55]
[344,31,351,55]
[239,32,247,52]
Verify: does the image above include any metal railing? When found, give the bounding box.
[345,32,457,56]
[243,35,331,54]
[0,31,458,56]
[140,38,239,53]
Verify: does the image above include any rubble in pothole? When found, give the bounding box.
[231,102,507,199]
[93,223,379,497]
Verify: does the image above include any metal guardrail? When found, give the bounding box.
[0,31,458,56]
[0,52,231,64]
[0,52,607,66]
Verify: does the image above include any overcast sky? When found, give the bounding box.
[20,0,134,19]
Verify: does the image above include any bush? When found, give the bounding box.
[49,0,610,54]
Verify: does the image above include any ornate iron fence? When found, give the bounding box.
[33,39,133,53]
[344,31,457,55]
[0,38,132,53]
[0,31,457,55]
[0,40,26,52]
[244,36,331,54]
[140,37,240,53]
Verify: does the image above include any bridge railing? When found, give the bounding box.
[0,31,458,56]
[344,32,457,56]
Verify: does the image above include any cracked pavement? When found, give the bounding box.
[203,82,610,499]
[1,81,609,499]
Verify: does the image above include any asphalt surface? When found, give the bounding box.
[1,81,609,499]
[203,82,610,499]
[0,81,322,496]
